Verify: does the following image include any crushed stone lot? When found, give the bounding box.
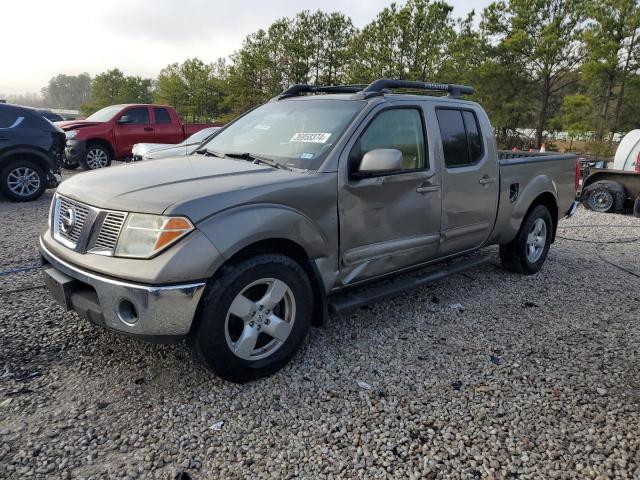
[1,170,639,479]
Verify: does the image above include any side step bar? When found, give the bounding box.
[327,255,493,314]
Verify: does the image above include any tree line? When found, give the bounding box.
[5,0,639,152]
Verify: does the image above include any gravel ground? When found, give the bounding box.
[1,170,639,479]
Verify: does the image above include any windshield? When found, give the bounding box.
[182,127,219,146]
[198,99,365,170]
[85,105,125,122]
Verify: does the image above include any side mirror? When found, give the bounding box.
[117,115,132,124]
[355,149,403,176]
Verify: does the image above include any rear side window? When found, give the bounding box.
[436,109,483,167]
[123,107,149,125]
[153,107,171,124]
[0,109,24,129]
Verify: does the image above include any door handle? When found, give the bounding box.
[416,185,440,194]
[479,176,496,185]
[144,127,153,132]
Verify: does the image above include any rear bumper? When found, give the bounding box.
[565,201,579,218]
[39,238,206,341]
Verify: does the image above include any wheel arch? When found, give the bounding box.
[203,237,328,328]
[0,147,53,172]
[526,192,559,242]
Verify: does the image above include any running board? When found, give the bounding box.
[327,255,493,314]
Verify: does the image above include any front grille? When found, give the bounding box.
[57,196,90,245]
[94,212,127,250]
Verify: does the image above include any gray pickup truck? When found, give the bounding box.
[39,79,579,382]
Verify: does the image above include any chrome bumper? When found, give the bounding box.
[39,239,206,339]
[565,201,579,218]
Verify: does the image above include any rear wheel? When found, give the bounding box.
[582,180,626,213]
[81,144,111,170]
[189,253,312,383]
[500,205,553,275]
[0,160,46,202]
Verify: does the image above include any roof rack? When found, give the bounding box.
[277,84,366,100]
[361,79,473,98]
[275,78,474,100]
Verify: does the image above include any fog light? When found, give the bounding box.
[117,299,138,325]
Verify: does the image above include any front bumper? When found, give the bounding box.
[64,139,86,164]
[39,239,206,341]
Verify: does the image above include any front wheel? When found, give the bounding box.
[81,144,111,170]
[189,253,312,383]
[500,205,553,275]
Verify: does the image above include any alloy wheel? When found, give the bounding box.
[526,218,547,263]
[6,166,41,197]
[224,278,296,361]
[86,148,109,169]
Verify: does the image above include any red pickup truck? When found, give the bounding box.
[57,104,217,170]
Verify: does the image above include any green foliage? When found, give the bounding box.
[47,0,637,154]
[80,69,152,116]
[41,73,92,110]
[155,58,227,122]
[348,0,455,82]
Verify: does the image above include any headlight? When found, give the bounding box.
[65,130,78,140]
[115,213,194,259]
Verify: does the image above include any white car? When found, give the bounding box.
[131,126,221,161]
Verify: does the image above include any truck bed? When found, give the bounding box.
[488,151,577,245]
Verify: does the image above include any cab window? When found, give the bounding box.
[436,108,484,167]
[122,107,149,125]
[350,108,426,172]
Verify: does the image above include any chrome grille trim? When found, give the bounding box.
[94,212,126,250]
[53,195,92,248]
[52,194,128,256]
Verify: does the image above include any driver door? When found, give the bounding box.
[114,106,154,157]
[337,104,442,286]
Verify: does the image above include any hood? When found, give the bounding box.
[55,120,103,131]
[57,155,300,221]
[132,143,175,156]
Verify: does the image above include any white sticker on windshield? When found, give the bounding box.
[290,132,331,143]
[300,152,315,159]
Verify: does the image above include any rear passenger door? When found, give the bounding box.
[435,107,498,255]
[152,107,183,144]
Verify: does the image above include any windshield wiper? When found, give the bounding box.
[194,148,225,158]
[224,152,291,171]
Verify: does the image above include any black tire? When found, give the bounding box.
[0,159,47,202]
[500,205,553,275]
[80,143,112,170]
[633,196,640,218]
[581,180,626,213]
[189,253,312,383]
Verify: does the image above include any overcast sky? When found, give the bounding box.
[0,0,491,95]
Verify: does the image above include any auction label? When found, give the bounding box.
[290,132,331,143]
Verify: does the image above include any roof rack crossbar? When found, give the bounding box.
[277,84,365,99]
[362,79,474,98]
[275,78,474,100]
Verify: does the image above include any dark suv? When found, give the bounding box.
[0,103,65,201]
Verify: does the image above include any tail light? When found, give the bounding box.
[635,152,640,173]
[575,159,581,192]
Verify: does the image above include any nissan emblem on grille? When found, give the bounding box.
[60,206,76,234]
